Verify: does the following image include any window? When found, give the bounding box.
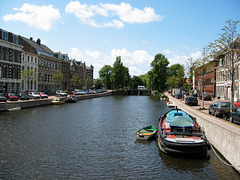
[0,48,3,60]
[12,51,15,62]
[5,49,9,61]
[17,52,20,63]
[0,67,2,78]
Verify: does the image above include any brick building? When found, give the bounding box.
[0,29,22,93]
[193,60,219,97]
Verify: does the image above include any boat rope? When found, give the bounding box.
[209,142,234,167]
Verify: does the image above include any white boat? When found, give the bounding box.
[51,97,66,105]
[8,107,21,111]
[166,101,176,108]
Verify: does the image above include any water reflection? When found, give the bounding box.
[0,96,239,179]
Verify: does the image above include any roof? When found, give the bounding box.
[20,36,54,57]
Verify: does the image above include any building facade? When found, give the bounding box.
[1,29,94,94]
[215,51,240,101]
[193,60,218,97]
[0,29,22,93]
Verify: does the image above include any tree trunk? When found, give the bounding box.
[202,74,205,109]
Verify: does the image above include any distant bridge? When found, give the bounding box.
[127,89,151,96]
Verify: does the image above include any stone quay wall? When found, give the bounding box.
[0,91,112,112]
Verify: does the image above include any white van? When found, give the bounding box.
[138,86,147,90]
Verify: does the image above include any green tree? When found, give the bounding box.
[150,53,169,91]
[85,76,93,89]
[167,63,183,76]
[99,65,112,89]
[21,66,37,91]
[139,74,148,87]
[123,66,130,89]
[71,73,82,89]
[166,75,177,89]
[208,19,240,114]
[52,69,63,90]
[112,56,125,89]
[94,78,103,89]
[129,76,144,89]
[194,47,210,109]
[147,70,154,90]
[166,64,185,89]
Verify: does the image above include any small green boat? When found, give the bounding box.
[135,126,157,140]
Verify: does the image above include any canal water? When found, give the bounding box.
[0,96,239,179]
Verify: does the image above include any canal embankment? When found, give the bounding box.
[167,94,240,172]
[0,91,112,112]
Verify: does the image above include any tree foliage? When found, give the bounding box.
[129,76,144,89]
[85,76,93,89]
[99,56,129,90]
[70,73,82,89]
[208,19,240,112]
[21,66,37,91]
[51,69,63,90]
[99,65,112,89]
[166,63,185,89]
[150,53,169,91]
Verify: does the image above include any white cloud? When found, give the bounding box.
[3,3,61,31]
[65,1,162,28]
[163,49,174,55]
[190,51,201,60]
[85,50,101,59]
[168,55,189,66]
[68,48,153,78]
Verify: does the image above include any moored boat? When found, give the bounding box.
[160,95,169,101]
[66,94,77,103]
[51,97,66,105]
[166,101,176,108]
[157,108,210,158]
[135,126,157,140]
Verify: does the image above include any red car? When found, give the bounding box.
[235,100,240,108]
[68,91,78,95]
[5,93,18,101]
[38,92,48,98]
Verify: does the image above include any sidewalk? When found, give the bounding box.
[169,93,231,119]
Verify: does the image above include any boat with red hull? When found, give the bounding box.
[157,108,210,158]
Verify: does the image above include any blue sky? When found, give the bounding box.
[1,0,239,78]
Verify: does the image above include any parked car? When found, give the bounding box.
[192,93,198,97]
[56,90,68,96]
[176,92,182,99]
[230,107,240,124]
[28,92,41,99]
[208,101,231,117]
[74,89,86,95]
[38,92,48,98]
[17,92,30,100]
[0,93,7,102]
[168,89,172,93]
[185,96,198,106]
[185,92,190,96]
[5,92,18,101]
[68,91,78,95]
[235,100,240,108]
[200,94,212,101]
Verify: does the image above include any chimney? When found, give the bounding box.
[37,38,41,45]
[30,37,33,41]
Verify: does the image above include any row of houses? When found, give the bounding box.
[0,28,93,94]
[193,43,240,101]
